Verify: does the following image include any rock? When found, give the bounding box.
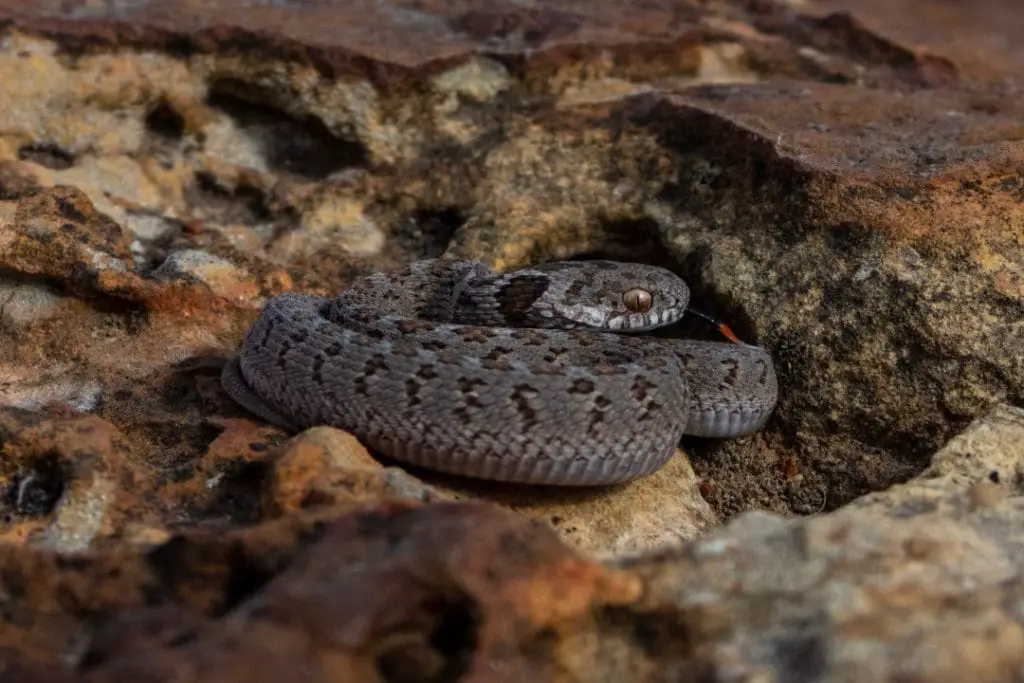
[0,281,68,329]
[1,407,1022,682]
[0,410,139,552]
[271,194,386,260]
[425,446,718,557]
[431,57,513,106]
[40,502,641,682]
[154,249,260,303]
[241,414,718,556]
[623,405,1024,683]
[634,85,1024,516]
[249,417,716,556]
[0,186,141,300]
[0,364,102,414]
[33,156,175,242]
[248,420,718,556]
[262,427,450,516]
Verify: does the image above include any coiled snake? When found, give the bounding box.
[221,259,777,486]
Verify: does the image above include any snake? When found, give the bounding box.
[221,258,777,486]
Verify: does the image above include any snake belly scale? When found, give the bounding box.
[221,258,778,486]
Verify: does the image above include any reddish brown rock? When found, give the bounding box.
[262,426,450,516]
[0,501,641,682]
[0,186,140,299]
[85,502,639,683]
[0,409,145,551]
[1,409,1024,682]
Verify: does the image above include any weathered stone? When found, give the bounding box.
[429,447,718,558]
[263,426,450,516]
[0,410,140,551]
[252,420,717,556]
[0,280,68,329]
[154,249,260,303]
[618,405,1024,683]
[0,363,102,414]
[0,501,642,681]
[0,408,1021,682]
[0,186,140,299]
[272,194,385,260]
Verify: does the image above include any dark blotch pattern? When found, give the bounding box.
[510,330,549,346]
[405,377,422,407]
[569,379,596,394]
[510,383,539,427]
[397,319,438,334]
[276,341,292,368]
[542,345,571,363]
[497,275,550,322]
[457,327,499,344]
[364,355,390,376]
[485,346,514,361]
[632,376,654,401]
[458,376,486,408]
[422,339,449,352]
[720,359,740,392]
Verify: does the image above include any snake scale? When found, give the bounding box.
[221,258,777,486]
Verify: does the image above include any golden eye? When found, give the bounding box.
[623,288,652,313]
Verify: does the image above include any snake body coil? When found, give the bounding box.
[222,259,777,486]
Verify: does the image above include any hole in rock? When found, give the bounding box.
[665,243,762,343]
[566,218,673,270]
[18,143,75,170]
[205,460,271,526]
[396,208,465,259]
[161,361,228,411]
[145,100,186,140]
[191,171,274,226]
[5,450,65,518]
[596,605,697,661]
[771,619,830,682]
[206,81,368,180]
[563,226,800,514]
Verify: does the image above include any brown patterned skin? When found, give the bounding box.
[221,259,777,486]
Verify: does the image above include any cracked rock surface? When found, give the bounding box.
[0,0,1021,681]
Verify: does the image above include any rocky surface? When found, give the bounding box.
[0,406,1023,682]
[0,0,1021,680]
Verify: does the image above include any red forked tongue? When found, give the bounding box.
[686,308,744,344]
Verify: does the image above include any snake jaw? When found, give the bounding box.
[550,300,686,332]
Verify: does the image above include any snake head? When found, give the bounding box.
[519,260,691,332]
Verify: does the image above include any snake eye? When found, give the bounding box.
[623,288,653,313]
